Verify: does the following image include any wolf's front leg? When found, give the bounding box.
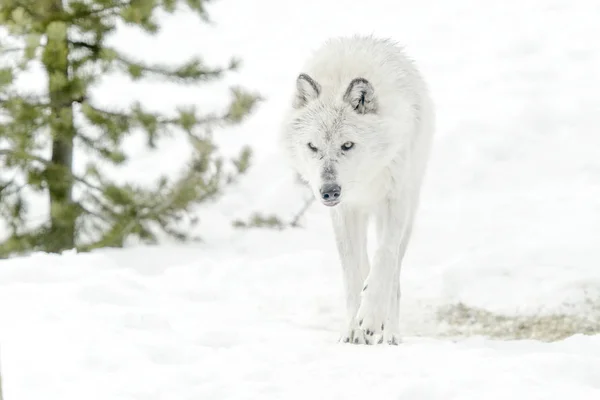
[356,196,413,344]
[330,206,370,344]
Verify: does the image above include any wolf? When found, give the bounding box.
[280,35,434,345]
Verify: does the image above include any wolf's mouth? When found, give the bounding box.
[321,199,340,207]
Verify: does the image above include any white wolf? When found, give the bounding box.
[280,35,434,345]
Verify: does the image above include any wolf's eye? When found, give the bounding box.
[307,142,318,152]
[341,141,354,151]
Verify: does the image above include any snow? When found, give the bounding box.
[2,246,600,399]
[2,0,600,398]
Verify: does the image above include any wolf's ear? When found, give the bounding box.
[343,78,377,114]
[293,73,321,108]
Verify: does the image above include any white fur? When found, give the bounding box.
[280,35,434,345]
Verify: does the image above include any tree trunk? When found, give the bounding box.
[44,0,77,252]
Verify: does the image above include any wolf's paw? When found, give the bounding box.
[355,300,388,345]
[382,330,402,346]
[339,326,368,345]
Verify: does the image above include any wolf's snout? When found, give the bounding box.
[320,183,341,205]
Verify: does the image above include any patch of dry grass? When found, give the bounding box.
[436,302,600,342]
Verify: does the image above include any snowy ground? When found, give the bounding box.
[2,0,600,398]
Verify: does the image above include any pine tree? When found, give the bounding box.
[0,0,260,257]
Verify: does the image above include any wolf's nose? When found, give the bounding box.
[320,183,341,201]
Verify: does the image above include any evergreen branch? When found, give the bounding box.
[10,0,131,23]
[82,190,120,218]
[85,102,226,133]
[73,174,103,194]
[232,196,315,231]
[0,180,27,198]
[85,102,175,125]
[114,51,233,82]
[76,130,127,163]
[69,1,134,20]
[81,157,225,250]
[78,204,104,220]
[0,148,103,193]
[0,47,24,55]
[0,93,48,107]
[115,178,216,242]
[289,196,315,227]
[70,40,100,53]
[233,183,315,231]
[77,195,112,220]
[0,148,48,165]
[11,1,44,19]
[85,103,142,121]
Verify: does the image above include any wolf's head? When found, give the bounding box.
[283,73,396,207]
